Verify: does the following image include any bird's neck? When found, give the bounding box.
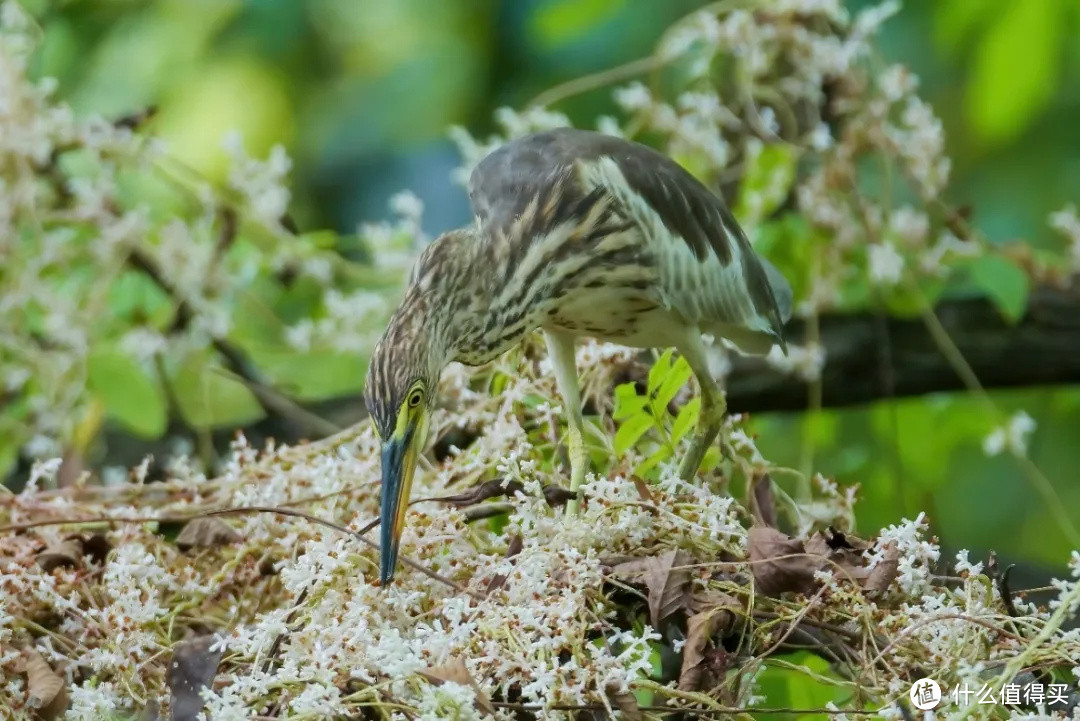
[398,228,512,368]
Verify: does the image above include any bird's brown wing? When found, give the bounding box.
[467,128,790,339]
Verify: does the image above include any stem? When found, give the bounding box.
[919,298,1080,547]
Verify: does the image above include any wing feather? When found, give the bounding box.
[467,128,790,345]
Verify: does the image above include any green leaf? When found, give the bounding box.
[933,0,994,52]
[86,348,167,439]
[647,349,674,396]
[107,270,172,328]
[614,413,655,455]
[531,0,625,47]
[258,350,365,401]
[636,445,673,477]
[614,382,647,421]
[653,354,692,412]
[0,425,20,479]
[170,351,265,429]
[753,214,820,311]
[969,254,1030,323]
[700,446,723,474]
[520,393,549,409]
[671,397,701,445]
[736,142,799,225]
[881,275,946,318]
[966,0,1062,145]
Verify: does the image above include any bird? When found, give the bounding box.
[364,128,792,584]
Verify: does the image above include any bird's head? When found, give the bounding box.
[364,301,444,586]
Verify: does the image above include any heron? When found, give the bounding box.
[365,128,792,584]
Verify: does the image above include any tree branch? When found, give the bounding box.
[726,285,1080,414]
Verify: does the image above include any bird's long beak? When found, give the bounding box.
[379,421,420,584]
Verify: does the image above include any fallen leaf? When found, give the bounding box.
[485,572,509,594]
[506,534,523,558]
[863,543,900,594]
[168,636,223,721]
[463,502,514,522]
[607,687,643,720]
[644,549,692,628]
[542,484,577,507]
[56,450,85,489]
[22,647,67,720]
[175,517,241,551]
[420,658,496,716]
[434,479,523,507]
[748,527,819,595]
[823,527,870,552]
[989,552,1019,618]
[610,557,652,585]
[679,594,738,691]
[36,540,82,572]
[632,477,654,503]
[805,529,863,572]
[750,473,776,528]
[610,550,694,626]
[78,533,111,565]
[804,529,899,594]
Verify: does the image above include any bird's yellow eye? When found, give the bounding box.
[407,389,423,408]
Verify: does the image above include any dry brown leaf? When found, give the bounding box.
[462,503,514,522]
[645,549,692,628]
[541,484,577,507]
[748,526,819,595]
[750,473,776,529]
[607,687,643,720]
[610,557,651,585]
[139,701,161,721]
[435,479,523,507]
[78,532,111,566]
[632,477,654,504]
[506,534,523,558]
[679,594,738,691]
[36,540,82,572]
[175,517,241,551]
[610,550,693,625]
[803,529,897,594]
[863,543,900,594]
[56,450,85,489]
[420,658,496,717]
[22,647,67,720]
[168,636,223,721]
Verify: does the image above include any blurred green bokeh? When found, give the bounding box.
[18,0,1080,581]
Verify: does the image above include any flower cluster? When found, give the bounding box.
[4,339,1080,719]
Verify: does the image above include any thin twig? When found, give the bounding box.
[527,56,669,109]
[204,507,481,599]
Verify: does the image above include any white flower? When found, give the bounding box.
[867,242,905,285]
[808,122,833,151]
[595,115,623,137]
[1049,204,1080,269]
[613,82,653,113]
[953,549,983,577]
[982,411,1036,457]
[390,190,424,221]
[888,206,930,246]
[222,131,292,227]
[765,342,826,382]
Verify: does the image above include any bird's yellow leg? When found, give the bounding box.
[543,329,588,515]
[676,335,727,481]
